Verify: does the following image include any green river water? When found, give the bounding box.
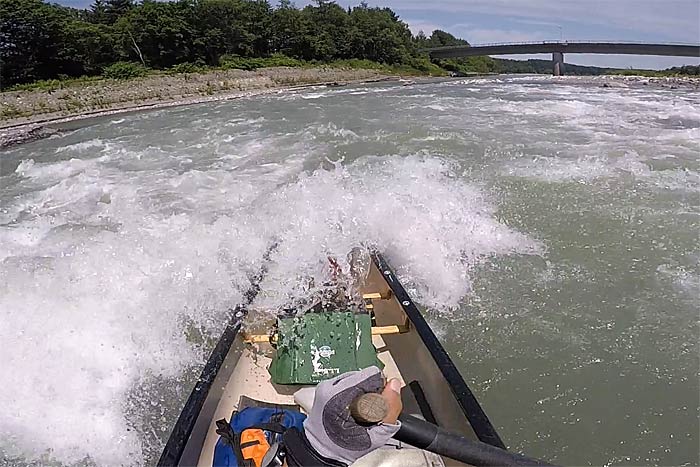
[1,75,698,466]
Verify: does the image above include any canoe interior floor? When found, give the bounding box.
[197,334,405,466]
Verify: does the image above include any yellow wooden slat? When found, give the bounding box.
[242,325,408,344]
[244,335,272,343]
[371,325,407,335]
[362,291,392,300]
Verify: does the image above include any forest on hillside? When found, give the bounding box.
[1,0,481,88]
[496,59,700,76]
[1,0,697,89]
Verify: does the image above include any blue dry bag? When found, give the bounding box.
[213,407,306,467]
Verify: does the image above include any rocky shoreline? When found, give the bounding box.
[592,74,700,89]
[2,70,698,150]
[1,67,393,149]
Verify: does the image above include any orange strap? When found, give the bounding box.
[240,429,270,467]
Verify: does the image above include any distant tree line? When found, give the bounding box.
[495,58,613,76]
[664,65,699,75]
[496,59,700,77]
[0,0,464,88]
[1,0,697,89]
[414,29,499,74]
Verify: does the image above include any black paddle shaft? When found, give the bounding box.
[348,394,554,467]
[396,414,555,467]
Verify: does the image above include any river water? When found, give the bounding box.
[1,75,698,466]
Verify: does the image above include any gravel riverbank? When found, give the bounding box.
[2,70,697,150]
[1,67,392,149]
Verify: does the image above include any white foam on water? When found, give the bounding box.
[13,159,35,176]
[273,85,396,102]
[0,124,538,466]
[309,122,360,141]
[252,156,542,311]
[300,91,329,100]
[55,138,106,154]
[0,182,271,464]
[503,152,643,182]
[655,126,700,142]
[498,99,604,120]
[3,75,697,467]
[502,151,700,192]
[426,104,448,111]
[656,263,700,298]
[15,156,100,183]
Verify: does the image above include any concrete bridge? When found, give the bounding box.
[426,41,700,75]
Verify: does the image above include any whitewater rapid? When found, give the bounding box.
[1,76,698,466]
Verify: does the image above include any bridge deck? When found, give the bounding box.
[428,42,700,59]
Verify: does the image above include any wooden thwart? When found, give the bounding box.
[362,291,392,300]
[371,325,408,335]
[243,334,276,344]
[242,324,408,344]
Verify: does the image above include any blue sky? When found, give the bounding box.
[356,0,700,69]
[56,0,700,69]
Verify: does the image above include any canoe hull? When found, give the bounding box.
[368,253,503,448]
[158,252,503,466]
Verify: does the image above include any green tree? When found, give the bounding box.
[271,0,313,59]
[0,0,70,87]
[88,0,108,24]
[103,0,133,24]
[192,0,273,64]
[414,30,428,47]
[2,0,499,88]
[427,30,468,47]
[346,3,412,63]
[114,0,195,68]
[59,20,118,75]
[302,1,350,60]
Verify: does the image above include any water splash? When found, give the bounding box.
[1,136,537,465]
[2,75,697,466]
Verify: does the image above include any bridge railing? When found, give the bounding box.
[427,40,700,50]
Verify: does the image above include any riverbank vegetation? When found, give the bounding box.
[0,66,387,131]
[496,59,700,77]
[1,0,444,89]
[1,0,697,91]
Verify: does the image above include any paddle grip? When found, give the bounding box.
[349,393,388,423]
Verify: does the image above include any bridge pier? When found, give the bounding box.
[552,52,565,76]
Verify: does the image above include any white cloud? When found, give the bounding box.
[405,19,444,36]
[460,28,550,45]
[394,1,700,69]
[379,0,700,42]
[404,19,551,45]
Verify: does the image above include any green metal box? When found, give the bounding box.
[269,312,382,385]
